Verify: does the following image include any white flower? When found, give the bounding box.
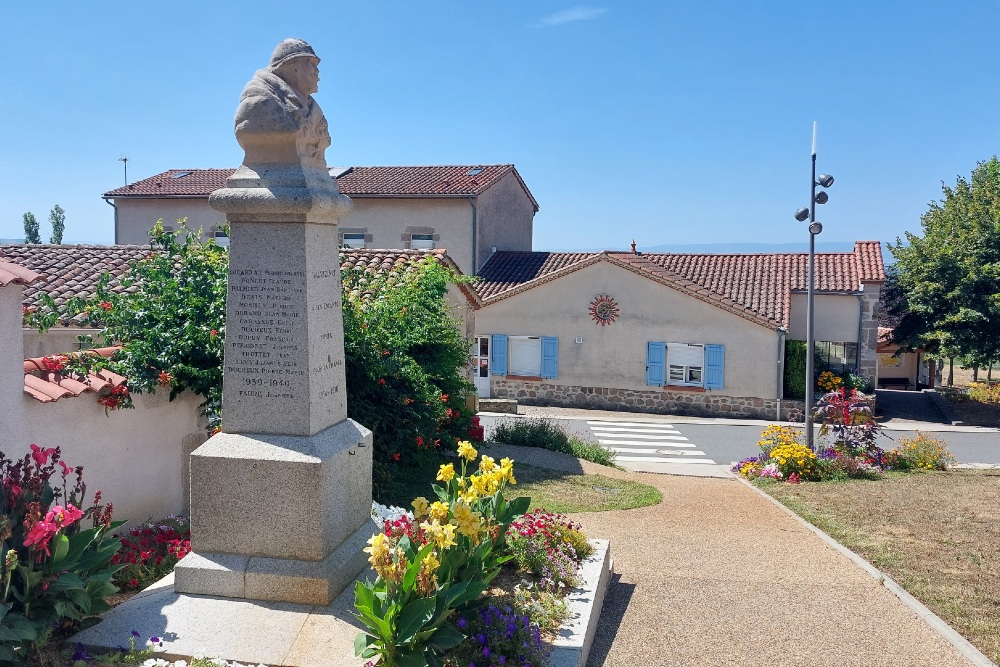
[370,501,412,526]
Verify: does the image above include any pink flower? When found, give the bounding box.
[30,444,57,467]
[23,520,58,554]
[59,461,72,477]
[44,504,84,528]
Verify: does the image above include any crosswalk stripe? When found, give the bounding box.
[608,448,707,456]
[593,433,687,441]
[587,421,677,428]
[597,439,696,448]
[589,427,682,435]
[614,456,718,464]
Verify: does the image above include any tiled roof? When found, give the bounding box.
[475,241,886,329]
[1,245,152,325]
[102,165,539,210]
[23,347,126,403]
[0,259,42,287]
[6,245,474,323]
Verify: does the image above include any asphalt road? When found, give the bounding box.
[479,414,1000,469]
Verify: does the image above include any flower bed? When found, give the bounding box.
[358,440,598,667]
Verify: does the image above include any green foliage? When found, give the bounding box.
[342,259,476,497]
[48,205,65,245]
[0,446,123,663]
[356,446,530,667]
[783,340,807,399]
[21,213,39,244]
[490,418,615,467]
[889,157,1000,366]
[886,432,955,471]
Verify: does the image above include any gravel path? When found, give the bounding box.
[495,445,976,666]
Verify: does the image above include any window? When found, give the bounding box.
[342,233,366,249]
[668,343,704,387]
[490,334,558,379]
[213,230,230,248]
[410,233,435,250]
[814,341,858,375]
[647,342,725,389]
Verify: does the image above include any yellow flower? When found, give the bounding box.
[419,520,457,549]
[457,440,478,462]
[437,463,455,482]
[459,488,479,503]
[429,501,449,522]
[412,496,429,519]
[478,455,496,473]
[364,533,389,561]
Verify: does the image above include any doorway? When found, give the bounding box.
[472,336,490,398]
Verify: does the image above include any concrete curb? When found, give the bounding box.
[923,389,965,426]
[736,477,997,667]
[550,539,612,667]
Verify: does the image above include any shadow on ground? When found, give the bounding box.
[585,573,635,667]
[875,389,947,424]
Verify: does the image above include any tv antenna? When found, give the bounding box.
[118,156,129,185]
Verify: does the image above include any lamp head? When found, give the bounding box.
[817,174,835,188]
[794,208,810,222]
[814,191,829,205]
[809,222,823,235]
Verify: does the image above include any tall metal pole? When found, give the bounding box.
[805,126,818,450]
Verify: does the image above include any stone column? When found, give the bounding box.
[174,39,373,606]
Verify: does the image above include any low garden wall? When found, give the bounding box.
[491,379,805,422]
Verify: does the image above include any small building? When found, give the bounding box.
[103,165,538,276]
[471,242,885,420]
[876,327,939,390]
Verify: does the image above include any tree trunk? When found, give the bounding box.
[948,358,954,386]
[973,365,979,382]
[989,363,994,383]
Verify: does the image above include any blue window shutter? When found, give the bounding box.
[541,337,559,379]
[646,342,665,387]
[491,334,508,376]
[705,344,725,389]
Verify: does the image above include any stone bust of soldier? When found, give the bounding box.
[234,38,331,168]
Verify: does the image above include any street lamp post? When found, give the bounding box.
[794,122,834,451]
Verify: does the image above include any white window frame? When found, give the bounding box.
[667,343,705,387]
[342,233,367,249]
[508,336,542,377]
[410,233,435,250]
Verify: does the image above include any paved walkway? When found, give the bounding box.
[488,444,984,667]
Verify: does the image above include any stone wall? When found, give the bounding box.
[492,379,804,422]
[858,282,881,382]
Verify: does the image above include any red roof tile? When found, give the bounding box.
[0,259,43,287]
[1,245,153,326]
[23,347,125,403]
[102,166,539,210]
[475,243,886,329]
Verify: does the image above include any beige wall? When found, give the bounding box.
[475,261,781,398]
[475,172,535,272]
[2,286,28,444]
[787,293,861,342]
[25,390,205,524]
[23,327,98,358]
[878,349,918,383]
[344,198,474,274]
[115,198,226,245]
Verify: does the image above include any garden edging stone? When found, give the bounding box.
[736,477,997,667]
[549,538,612,667]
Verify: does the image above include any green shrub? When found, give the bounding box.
[784,340,807,399]
[0,446,123,662]
[888,432,955,471]
[490,419,615,467]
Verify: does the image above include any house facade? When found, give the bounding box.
[472,242,885,420]
[103,165,538,275]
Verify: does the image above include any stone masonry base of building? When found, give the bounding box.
[492,379,805,422]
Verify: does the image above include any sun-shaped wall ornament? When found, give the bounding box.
[589,294,620,325]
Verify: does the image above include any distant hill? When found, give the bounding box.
[542,241,895,265]
[0,238,24,244]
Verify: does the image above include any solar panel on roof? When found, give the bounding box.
[171,171,192,179]
[467,167,483,176]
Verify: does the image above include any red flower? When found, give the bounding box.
[30,444,57,467]
[58,461,72,477]
[403,398,414,405]
[415,436,424,447]
[440,394,449,403]
[40,355,67,372]
[210,329,218,338]
[378,378,386,385]
[130,578,138,588]
[157,371,173,386]
[98,301,113,312]
[392,453,401,462]
[382,349,391,356]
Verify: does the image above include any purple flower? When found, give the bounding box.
[477,633,487,645]
[130,630,141,639]
[457,617,467,629]
[72,643,91,662]
[483,647,491,658]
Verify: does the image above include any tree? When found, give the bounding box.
[889,157,1000,370]
[49,204,65,244]
[22,212,40,244]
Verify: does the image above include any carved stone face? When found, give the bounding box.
[276,56,320,96]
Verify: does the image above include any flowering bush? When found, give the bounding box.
[444,604,550,667]
[769,442,817,479]
[888,432,955,471]
[0,445,122,662]
[814,388,884,459]
[111,515,191,593]
[354,441,530,667]
[814,448,884,480]
[968,382,1000,404]
[506,510,592,592]
[757,424,801,458]
[817,370,843,392]
[731,456,764,479]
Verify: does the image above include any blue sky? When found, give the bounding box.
[2,1,998,251]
